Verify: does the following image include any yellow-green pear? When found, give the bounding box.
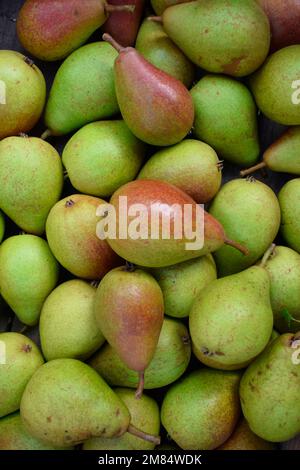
[279,178,300,254]
[218,419,275,450]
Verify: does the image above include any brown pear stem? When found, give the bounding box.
[147,15,163,23]
[105,4,136,13]
[135,371,144,399]
[240,161,267,177]
[102,33,125,52]
[224,238,249,256]
[260,244,276,268]
[127,424,161,446]
[41,129,52,140]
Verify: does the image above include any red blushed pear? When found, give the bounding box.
[94,266,164,398]
[102,34,194,146]
[103,180,248,268]
[17,0,136,61]
[102,0,145,47]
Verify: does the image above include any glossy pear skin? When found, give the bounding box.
[161,0,270,76]
[279,179,300,254]
[89,317,191,389]
[103,0,145,47]
[0,51,46,139]
[218,419,274,450]
[189,267,274,369]
[209,179,281,276]
[191,75,260,166]
[46,194,121,280]
[62,120,145,197]
[0,235,59,326]
[136,19,195,88]
[44,42,119,136]
[0,333,44,418]
[40,280,105,361]
[0,137,63,235]
[161,369,241,450]
[264,127,300,175]
[138,139,222,203]
[240,333,300,442]
[20,359,131,447]
[94,267,164,373]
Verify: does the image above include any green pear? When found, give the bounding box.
[209,178,281,276]
[135,19,195,88]
[189,266,274,370]
[151,0,190,15]
[43,42,119,137]
[161,369,241,450]
[0,413,72,450]
[279,179,300,253]
[152,255,217,318]
[89,317,191,388]
[158,0,270,76]
[0,333,44,418]
[270,329,280,342]
[250,45,300,125]
[0,235,59,326]
[0,136,63,235]
[240,333,300,442]
[83,388,160,450]
[62,120,145,198]
[137,139,222,203]
[20,359,160,447]
[190,75,260,166]
[40,280,105,361]
[46,194,121,280]
[218,419,274,450]
[0,212,4,244]
[0,50,46,139]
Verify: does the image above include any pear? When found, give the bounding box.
[241,127,300,177]
[17,0,135,61]
[0,235,59,326]
[0,333,44,418]
[191,75,260,167]
[0,212,4,244]
[20,359,161,447]
[104,179,248,268]
[154,0,270,76]
[136,19,195,88]
[152,255,217,319]
[209,178,281,276]
[94,266,164,397]
[62,120,146,198]
[103,33,194,146]
[0,50,46,139]
[279,179,300,254]
[218,419,274,450]
[83,388,160,450]
[103,0,145,47]
[189,266,274,370]
[137,139,222,203]
[151,0,190,15]
[43,42,119,137]
[89,317,191,389]
[46,194,121,280]
[40,280,105,361]
[240,333,300,442]
[0,413,72,450]
[161,369,241,450]
[0,136,63,235]
[250,45,300,125]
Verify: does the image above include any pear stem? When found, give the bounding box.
[224,238,249,256]
[147,16,163,23]
[102,33,124,52]
[135,371,144,399]
[41,129,52,140]
[127,424,161,446]
[240,161,266,177]
[105,4,135,13]
[260,244,276,268]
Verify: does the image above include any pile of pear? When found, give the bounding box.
[0,0,300,451]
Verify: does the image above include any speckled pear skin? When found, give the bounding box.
[0,51,46,140]
[89,317,191,389]
[20,359,131,448]
[191,75,260,166]
[103,0,145,47]
[189,266,274,369]
[209,179,281,276]
[44,42,119,136]
[279,179,300,254]
[0,333,44,418]
[0,212,5,244]
[151,0,190,15]
[250,45,300,125]
[218,419,274,450]
[136,20,195,88]
[240,333,300,442]
[161,0,270,76]
[137,139,222,203]
[263,127,300,174]
[161,369,241,450]
[83,389,160,450]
